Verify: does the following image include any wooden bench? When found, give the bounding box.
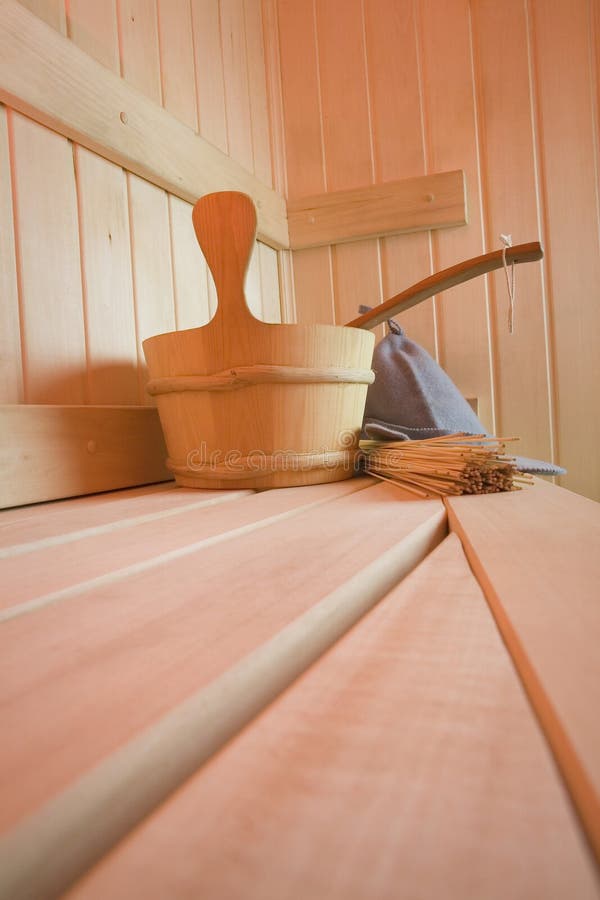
[0,477,598,898]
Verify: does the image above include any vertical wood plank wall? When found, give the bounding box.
[273,0,600,501]
[1,0,282,410]
[3,0,598,502]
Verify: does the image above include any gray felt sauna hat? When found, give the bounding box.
[359,310,565,476]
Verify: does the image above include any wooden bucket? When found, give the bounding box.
[143,192,375,489]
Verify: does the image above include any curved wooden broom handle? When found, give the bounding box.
[345,241,543,331]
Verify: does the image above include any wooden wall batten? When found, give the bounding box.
[0,405,171,509]
[0,0,289,248]
[287,170,467,249]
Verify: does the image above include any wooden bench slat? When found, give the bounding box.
[0,483,444,839]
[445,480,600,862]
[63,534,599,900]
[1,478,373,618]
[0,484,250,555]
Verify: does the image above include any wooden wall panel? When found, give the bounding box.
[219,0,254,172]
[316,0,382,328]
[1,0,284,441]
[127,174,175,403]
[117,0,162,104]
[258,242,282,322]
[261,0,287,195]
[272,0,599,498]
[66,0,120,72]
[417,0,494,432]
[244,0,273,186]
[277,0,334,325]
[9,111,86,404]
[364,0,435,355]
[74,147,138,405]
[156,0,198,130]
[470,0,554,463]
[245,241,263,317]
[529,0,600,498]
[18,0,66,33]
[190,0,228,152]
[169,194,215,330]
[0,104,22,403]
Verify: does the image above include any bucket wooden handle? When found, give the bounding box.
[192,191,259,332]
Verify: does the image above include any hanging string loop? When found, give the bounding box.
[500,233,516,333]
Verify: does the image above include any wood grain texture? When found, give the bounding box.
[332,241,382,331]
[18,0,66,33]
[244,0,272,185]
[156,0,198,130]
[168,194,215,330]
[260,0,286,194]
[364,0,435,353]
[0,485,442,867]
[117,0,162,104]
[65,533,599,900]
[277,0,335,324]
[0,483,247,550]
[316,0,382,330]
[446,480,600,863]
[470,0,554,464]
[260,1,293,321]
[288,171,467,250]
[258,241,282,322]
[0,405,171,509]
[245,240,264,318]
[66,0,120,72]
[379,231,436,356]
[417,0,494,433]
[277,247,296,322]
[74,147,138,405]
[315,0,372,194]
[0,0,288,248]
[272,0,599,499]
[0,474,368,618]
[219,0,254,172]
[529,0,600,499]
[190,0,228,151]
[0,104,22,403]
[290,247,335,324]
[127,173,175,403]
[8,111,86,404]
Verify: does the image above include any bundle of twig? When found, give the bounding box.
[360,433,533,498]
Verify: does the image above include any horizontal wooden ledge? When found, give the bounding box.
[287,170,467,249]
[0,405,171,509]
[0,0,288,249]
